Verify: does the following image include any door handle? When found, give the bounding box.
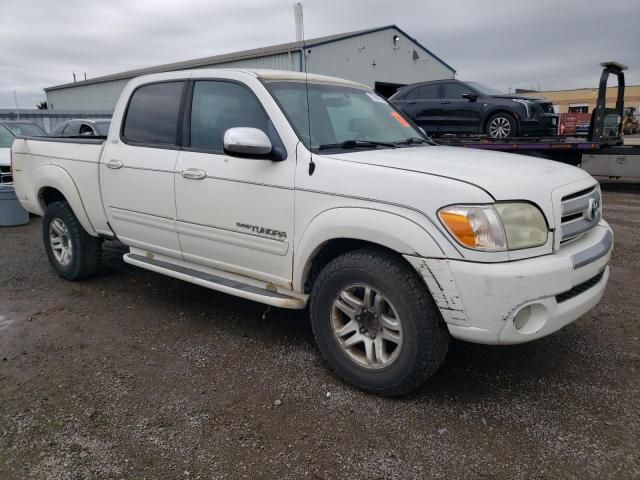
[407,101,417,105]
[441,101,451,104]
[106,159,123,169]
[181,168,207,180]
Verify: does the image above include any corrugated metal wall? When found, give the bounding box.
[306,28,453,88]
[0,109,112,133]
[46,52,301,111]
[45,29,452,110]
[47,78,131,111]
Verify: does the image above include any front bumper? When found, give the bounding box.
[520,113,559,137]
[405,222,612,345]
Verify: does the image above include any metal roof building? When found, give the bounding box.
[45,25,455,111]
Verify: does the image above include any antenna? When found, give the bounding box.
[295,2,315,175]
[13,91,20,120]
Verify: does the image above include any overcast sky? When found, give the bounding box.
[0,0,639,109]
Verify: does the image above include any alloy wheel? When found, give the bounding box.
[488,116,512,138]
[330,284,403,369]
[49,218,73,266]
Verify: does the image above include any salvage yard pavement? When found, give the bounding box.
[1,186,639,479]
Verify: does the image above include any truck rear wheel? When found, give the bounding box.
[310,248,449,397]
[43,201,102,280]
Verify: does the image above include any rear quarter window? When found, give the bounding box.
[123,81,185,145]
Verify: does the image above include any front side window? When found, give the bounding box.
[189,81,269,151]
[95,121,111,135]
[465,82,503,96]
[0,124,14,148]
[123,81,184,145]
[266,81,428,151]
[442,83,473,99]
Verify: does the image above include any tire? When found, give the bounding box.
[42,200,102,280]
[310,248,450,397]
[486,112,517,138]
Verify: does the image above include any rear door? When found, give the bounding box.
[174,79,295,287]
[439,82,482,133]
[396,84,442,133]
[100,80,186,259]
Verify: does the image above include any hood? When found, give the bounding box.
[325,146,594,222]
[0,147,10,167]
[491,94,548,103]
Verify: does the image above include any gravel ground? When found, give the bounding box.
[1,187,639,479]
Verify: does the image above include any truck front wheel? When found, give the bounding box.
[310,248,449,397]
[43,201,102,280]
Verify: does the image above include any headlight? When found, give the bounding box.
[438,203,548,251]
[512,99,535,118]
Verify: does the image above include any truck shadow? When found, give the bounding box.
[100,245,603,403]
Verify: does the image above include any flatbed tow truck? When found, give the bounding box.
[436,63,640,179]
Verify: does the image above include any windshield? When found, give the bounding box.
[5,122,46,136]
[265,81,428,151]
[0,124,15,148]
[95,121,111,135]
[466,82,504,96]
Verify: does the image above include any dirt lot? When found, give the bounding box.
[1,186,639,480]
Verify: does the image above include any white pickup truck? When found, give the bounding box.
[0,122,15,184]
[12,69,613,396]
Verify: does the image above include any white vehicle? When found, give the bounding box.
[12,69,613,396]
[0,122,14,183]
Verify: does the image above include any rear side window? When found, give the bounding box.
[123,81,184,145]
[0,124,14,148]
[50,123,66,136]
[63,122,81,136]
[79,124,95,136]
[407,84,440,100]
[189,81,269,151]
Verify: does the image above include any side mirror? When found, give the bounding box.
[223,127,272,157]
[462,93,478,102]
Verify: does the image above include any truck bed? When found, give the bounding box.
[12,136,109,235]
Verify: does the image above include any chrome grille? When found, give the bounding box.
[540,102,555,114]
[560,186,601,243]
[0,165,12,184]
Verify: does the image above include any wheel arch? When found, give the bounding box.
[293,207,445,293]
[35,165,97,236]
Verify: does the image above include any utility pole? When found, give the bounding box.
[13,91,20,120]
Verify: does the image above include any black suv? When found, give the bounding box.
[390,79,558,138]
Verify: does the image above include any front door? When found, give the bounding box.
[174,80,295,288]
[100,81,186,259]
[439,82,483,133]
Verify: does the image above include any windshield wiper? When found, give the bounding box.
[393,137,431,146]
[317,139,397,150]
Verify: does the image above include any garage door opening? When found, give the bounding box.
[374,82,406,98]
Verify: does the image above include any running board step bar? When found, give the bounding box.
[123,253,307,309]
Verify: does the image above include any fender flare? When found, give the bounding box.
[292,207,445,291]
[34,164,97,236]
